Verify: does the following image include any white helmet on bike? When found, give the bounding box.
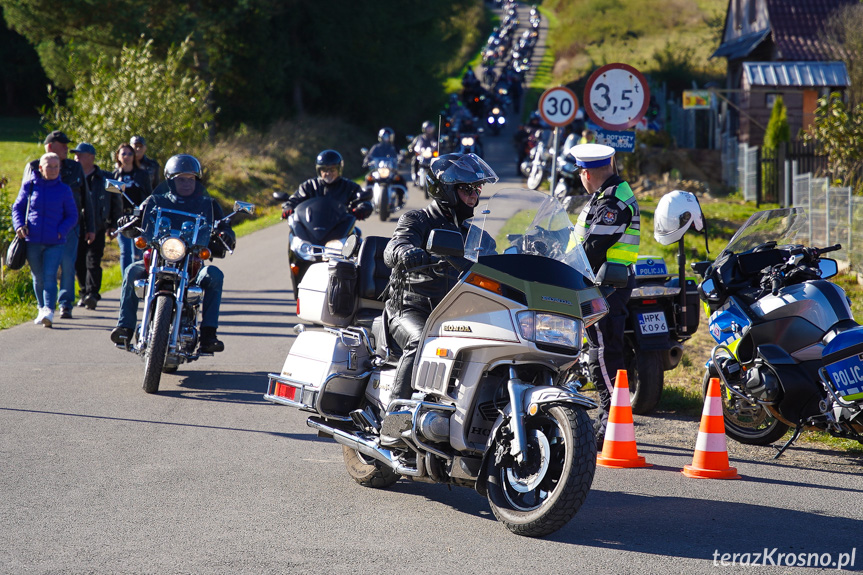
[654,190,705,245]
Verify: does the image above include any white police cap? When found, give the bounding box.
[572,143,615,168]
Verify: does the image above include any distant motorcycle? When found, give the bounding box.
[525,132,550,190]
[485,104,506,136]
[362,151,408,222]
[413,143,438,199]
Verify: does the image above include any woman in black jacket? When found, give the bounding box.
[112,142,152,271]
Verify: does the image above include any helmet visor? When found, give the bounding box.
[435,153,499,186]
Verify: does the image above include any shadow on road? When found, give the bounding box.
[161,370,273,404]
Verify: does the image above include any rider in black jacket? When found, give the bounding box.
[383,153,498,402]
[281,150,372,220]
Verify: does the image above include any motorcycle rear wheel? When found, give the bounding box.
[342,446,400,488]
[625,347,664,414]
[701,371,790,445]
[142,296,173,394]
[485,406,596,537]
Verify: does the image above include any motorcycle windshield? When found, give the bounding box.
[293,196,351,244]
[464,188,596,283]
[721,208,809,255]
[141,205,212,248]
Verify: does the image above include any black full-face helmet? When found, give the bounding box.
[315,149,344,179]
[378,127,394,143]
[164,154,202,180]
[426,153,498,209]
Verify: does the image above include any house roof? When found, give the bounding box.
[743,61,849,87]
[766,0,855,60]
[713,0,856,61]
[712,29,770,60]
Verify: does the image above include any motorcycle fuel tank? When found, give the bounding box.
[751,281,852,331]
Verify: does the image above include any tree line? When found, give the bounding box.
[0,0,486,131]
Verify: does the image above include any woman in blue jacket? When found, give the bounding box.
[12,153,78,327]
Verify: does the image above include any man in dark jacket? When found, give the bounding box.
[110,154,235,353]
[383,153,498,404]
[23,130,95,319]
[72,142,123,310]
[280,150,372,220]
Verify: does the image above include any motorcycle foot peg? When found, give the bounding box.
[350,408,381,433]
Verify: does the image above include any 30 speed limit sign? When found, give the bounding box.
[584,63,650,131]
[538,86,579,127]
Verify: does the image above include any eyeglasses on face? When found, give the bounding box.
[456,184,481,197]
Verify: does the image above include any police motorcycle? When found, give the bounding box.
[361,149,408,222]
[265,189,630,537]
[106,178,254,393]
[692,207,863,457]
[272,192,362,301]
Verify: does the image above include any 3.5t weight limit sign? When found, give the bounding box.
[584,63,650,131]
[538,86,579,127]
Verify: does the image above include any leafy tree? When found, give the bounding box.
[802,92,863,192]
[41,37,213,168]
[823,3,863,108]
[762,96,789,199]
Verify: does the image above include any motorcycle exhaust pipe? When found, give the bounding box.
[663,343,684,371]
[306,417,423,477]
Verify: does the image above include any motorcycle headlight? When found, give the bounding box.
[422,148,433,158]
[487,117,495,124]
[378,167,391,178]
[492,107,501,115]
[498,117,506,124]
[462,136,475,146]
[516,311,582,349]
[325,238,345,253]
[290,234,317,261]
[160,237,186,262]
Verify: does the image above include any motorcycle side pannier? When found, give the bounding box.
[266,329,371,417]
[297,261,357,328]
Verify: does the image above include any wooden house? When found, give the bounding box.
[712,0,853,146]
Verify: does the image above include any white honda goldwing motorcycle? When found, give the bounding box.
[265,189,629,537]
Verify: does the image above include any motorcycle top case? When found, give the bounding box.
[267,329,371,417]
[822,326,863,402]
[297,261,358,328]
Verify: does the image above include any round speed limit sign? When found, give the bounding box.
[538,86,579,127]
[584,63,650,131]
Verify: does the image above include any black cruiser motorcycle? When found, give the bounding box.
[693,208,863,457]
[107,179,254,393]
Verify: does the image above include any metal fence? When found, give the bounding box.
[738,143,758,202]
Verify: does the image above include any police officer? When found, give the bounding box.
[22,130,95,319]
[280,150,372,220]
[383,153,498,407]
[571,143,640,448]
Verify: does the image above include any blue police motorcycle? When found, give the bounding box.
[693,208,863,457]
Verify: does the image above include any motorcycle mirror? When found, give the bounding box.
[360,147,369,156]
[595,262,629,288]
[342,235,361,259]
[272,191,288,202]
[104,178,126,193]
[819,258,838,279]
[426,229,464,258]
[233,201,255,215]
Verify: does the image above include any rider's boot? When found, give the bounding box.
[199,326,225,353]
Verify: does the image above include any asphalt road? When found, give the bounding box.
[3,19,863,575]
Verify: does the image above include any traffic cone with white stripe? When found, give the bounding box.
[597,369,651,468]
[682,377,741,479]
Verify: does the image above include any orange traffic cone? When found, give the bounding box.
[597,369,651,468]
[682,377,741,479]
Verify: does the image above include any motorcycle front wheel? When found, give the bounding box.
[378,191,390,222]
[701,371,790,445]
[526,163,544,190]
[142,295,173,394]
[485,405,596,537]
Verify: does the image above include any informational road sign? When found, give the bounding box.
[595,128,636,152]
[538,86,579,127]
[584,63,650,131]
[683,90,712,109]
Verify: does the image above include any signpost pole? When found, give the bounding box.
[550,126,560,195]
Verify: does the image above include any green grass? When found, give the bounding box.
[0,117,43,182]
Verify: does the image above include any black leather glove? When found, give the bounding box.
[281,203,293,220]
[401,247,430,270]
[213,219,229,233]
[117,215,140,238]
[219,231,236,252]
